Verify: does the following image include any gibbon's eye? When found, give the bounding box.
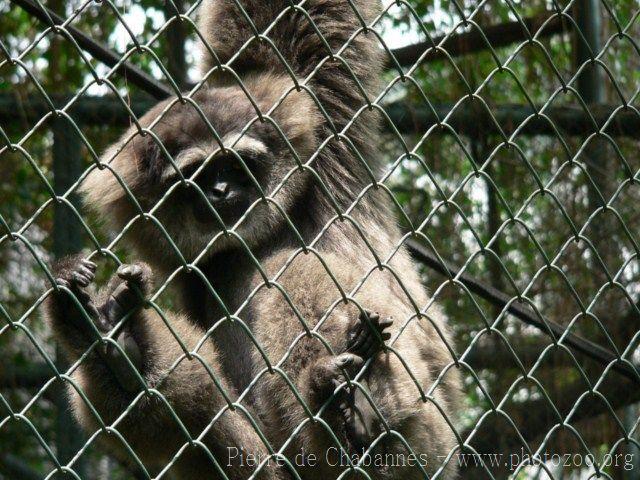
[179,161,201,179]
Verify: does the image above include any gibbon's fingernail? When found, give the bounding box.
[338,356,353,367]
[85,301,100,320]
[79,266,94,279]
[118,265,132,277]
[82,259,97,271]
[380,318,393,328]
[72,272,88,287]
[130,265,142,277]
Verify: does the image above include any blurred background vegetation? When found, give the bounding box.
[1,0,639,478]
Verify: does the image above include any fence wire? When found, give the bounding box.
[1,0,640,479]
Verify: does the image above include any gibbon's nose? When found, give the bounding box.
[210,180,229,199]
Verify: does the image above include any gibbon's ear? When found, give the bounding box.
[79,131,139,220]
[78,130,155,221]
[78,101,170,222]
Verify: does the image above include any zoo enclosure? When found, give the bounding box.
[1,0,640,479]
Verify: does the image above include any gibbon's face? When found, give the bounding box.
[80,76,319,263]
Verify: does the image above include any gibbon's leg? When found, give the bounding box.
[309,310,393,451]
[47,257,285,480]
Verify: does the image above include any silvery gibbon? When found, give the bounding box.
[45,1,461,479]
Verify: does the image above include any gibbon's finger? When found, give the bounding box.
[80,299,101,323]
[340,406,352,423]
[334,353,364,381]
[348,317,373,352]
[336,353,358,369]
[77,265,96,282]
[361,337,379,359]
[104,283,140,325]
[338,353,364,379]
[117,263,143,282]
[361,310,380,326]
[72,271,92,288]
[378,317,394,331]
[347,328,370,353]
[69,286,101,324]
[332,374,347,390]
[80,259,97,272]
[346,324,364,349]
[339,396,357,420]
[117,263,153,295]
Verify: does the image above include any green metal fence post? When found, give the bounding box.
[51,116,86,478]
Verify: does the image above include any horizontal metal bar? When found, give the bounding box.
[2,94,637,138]
[384,101,640,138]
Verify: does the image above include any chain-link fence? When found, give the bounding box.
[1,0,640,479]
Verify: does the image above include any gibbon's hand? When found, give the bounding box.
[99,262,153,392]
[52,255,109,341]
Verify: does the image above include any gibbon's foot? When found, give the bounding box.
[100,263,153,392]
[311,353,365,395]
[310,353,379,452]
[346,310,393,359]
[309,311,393,450]
[53,256,107,338]
[340,310,393,450]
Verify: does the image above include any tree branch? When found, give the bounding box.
[406,239,640,384]
[8,0,172,99]
[388,13,569,68]
[463,375,640,470]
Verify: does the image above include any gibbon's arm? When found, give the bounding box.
[45,256,282,480]
[198,0,383,129]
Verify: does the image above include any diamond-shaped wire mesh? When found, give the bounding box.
[1,0,640,479]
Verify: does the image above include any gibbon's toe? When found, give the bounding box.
[341,393,378,453]
[102,268,149,327]
[87,265,150,392]
[310,353,363,398]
